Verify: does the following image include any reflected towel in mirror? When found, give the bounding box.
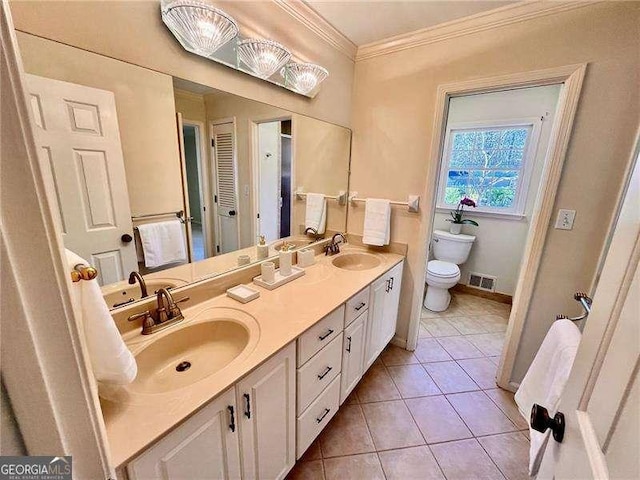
[305,193,326,234]
[137,219,187,268]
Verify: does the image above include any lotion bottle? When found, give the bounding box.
[257,235,269,260]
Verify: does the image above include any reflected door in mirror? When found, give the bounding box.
[212,121,239,254]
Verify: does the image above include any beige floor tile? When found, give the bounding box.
[319,404,375,458]
[286,459,324,480]
[478,432,531,480]
[300,439,322,462]
[466,332,506,356]
[447,391,517,436]
[423,361,480,394]
[405,396,473,444]
[361,400,425,451]
[343,390,359,405]
[381,344,419,366]
[355,363,401,403]
[323,453,384,480]
[457,357,498,389]
[422,318,461,337]
[414,338,452,363]
[387,364,441,398]
[488,355,501,366]
[521,429,530,440]
[378,446,445,480]
[484,388,529,430]
[476,314,509,333]
[421,307,443,319]
[437,336,484,360]
[445,316,488,335]
[418,323,433,338]
[431,439,506,480]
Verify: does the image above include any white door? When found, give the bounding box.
[176,112,194,262]
[537,148,640,479]
[340,312,367,404]
[127,387,241,480]
[382,262,404,346]
[26,74,137,285]
[257,121,281,242]
[236,343,296,480]
[211,121,239,253]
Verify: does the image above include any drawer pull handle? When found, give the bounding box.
[346,336,352,353]
[318,329,334,341]
[390,277,395,290]
[228,405,236,432]
[386,279,391,293]
[243,393,251,419]
[316,408,331,424]
[318,366,333,380]
[355,302,366,311]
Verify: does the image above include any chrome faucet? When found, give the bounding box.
[128,271,148,298]
[304,227,324,242]
[128,288,190,335]
[325,233,346,256]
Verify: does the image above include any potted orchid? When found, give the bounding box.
[447,197,479,234]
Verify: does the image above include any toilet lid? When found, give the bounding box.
[428,260,460,278]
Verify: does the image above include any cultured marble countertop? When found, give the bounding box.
[100,245,404,468]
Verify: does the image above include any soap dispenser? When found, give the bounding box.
[257,235,269,260]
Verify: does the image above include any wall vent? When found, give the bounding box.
[468,272,497,292]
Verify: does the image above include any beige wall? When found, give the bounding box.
[349,3,640,383]
[9,0,354,128]
[174,89,207,125]
[17,33,183,216]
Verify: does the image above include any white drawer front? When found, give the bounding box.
[345,286,370,327]
[297,305,345,367]
[297,333,343,414]
[296,374,341,459]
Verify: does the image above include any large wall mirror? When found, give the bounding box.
[17,32,351,309]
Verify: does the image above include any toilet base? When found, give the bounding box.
[423,285,452,312]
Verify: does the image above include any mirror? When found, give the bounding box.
[17,32,351,309]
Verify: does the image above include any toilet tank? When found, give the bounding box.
[432,230,476,264]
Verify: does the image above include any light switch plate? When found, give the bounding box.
[555,209,576,230]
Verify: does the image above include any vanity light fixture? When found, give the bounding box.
[283,63,329,95]
[161,0,239,57]
[238,39,291,79]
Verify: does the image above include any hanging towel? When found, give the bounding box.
[514,319,581,476]
[305,193,327,235]
[363,198,391,246]
[137,219,187,269]
[65,249,137,385]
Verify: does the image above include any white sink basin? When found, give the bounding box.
[332,253,381,271]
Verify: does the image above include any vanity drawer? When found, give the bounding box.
[296,374,341,459]
[297,305,345,367]
[345,286,370,327]
[297,333,343,413]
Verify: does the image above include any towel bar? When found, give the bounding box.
[348,192,420,213]
[131,210,190,228]
[295,188,347,206]
[70,263,98,283]
[556,291,592,322]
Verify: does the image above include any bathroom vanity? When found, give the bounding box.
[103,246,404,479]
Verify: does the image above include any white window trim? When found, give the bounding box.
[436,117,544,216]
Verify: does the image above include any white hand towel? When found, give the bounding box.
[514,319,581,476]
[137,219,187,269]
[363,198,391,246]
[305,193,327,235]
[65,249,137,385]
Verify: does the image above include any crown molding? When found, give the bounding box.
[356,1,600,61]
[272,0,357,61]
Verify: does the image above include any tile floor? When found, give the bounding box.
[287,292,531,480]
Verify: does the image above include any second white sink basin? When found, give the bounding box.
[332,252,381,271]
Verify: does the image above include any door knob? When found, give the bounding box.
[530,404,565,442]
[229,210,236,216]
[121,233,133,243]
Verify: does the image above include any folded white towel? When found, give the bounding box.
[137,219,187,269]
[305,193,327,235]
[363,198,391,246]
[514,319,581,476]
[65,249,137,385]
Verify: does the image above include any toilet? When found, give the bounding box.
[423,230,476,312]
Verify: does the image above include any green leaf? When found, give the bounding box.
[461,219,479,226]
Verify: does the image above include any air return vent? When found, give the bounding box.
[468,272,497,292]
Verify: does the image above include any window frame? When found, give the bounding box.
[436,117,543,218]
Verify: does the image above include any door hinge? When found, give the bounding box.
[257,213,260,219]
[211,138,215,147]
[216,245,220,253]
[214,195,218,203]
[203,206,206,212]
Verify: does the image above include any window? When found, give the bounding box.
[437,120,541,216]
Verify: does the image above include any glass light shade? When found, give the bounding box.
[283,63,329,94]
[237,39,292,79]
[161,1,238,57]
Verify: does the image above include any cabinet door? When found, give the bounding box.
[340,311,367,404]
[364,275,388,369]
[127,388,241,480]
[382,262,404,346]
[236,342,296,480]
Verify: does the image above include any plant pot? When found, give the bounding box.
[449,223,462,235]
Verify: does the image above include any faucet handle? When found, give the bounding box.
[168,297,190,319]
[128,310,156,335]
[128,310,151,322]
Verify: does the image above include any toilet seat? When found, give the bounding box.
[427,260,459,279]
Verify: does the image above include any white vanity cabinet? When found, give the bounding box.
[126,387,242,480]
[236,342,296,480]
[365,261,404,369]
[340,310,367,404]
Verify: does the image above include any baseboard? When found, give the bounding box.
[390,336,407,349]
[451,283,513,305]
